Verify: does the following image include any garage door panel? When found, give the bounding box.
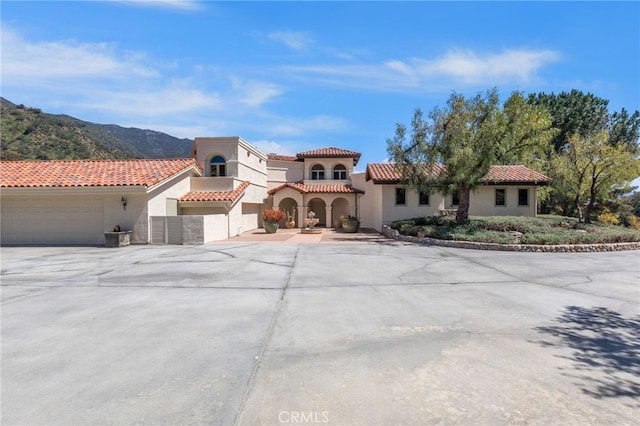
[1,197,104,245]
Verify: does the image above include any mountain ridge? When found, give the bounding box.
[1,98,193,160]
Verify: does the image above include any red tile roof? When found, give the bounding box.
[268,182,364,195]
[481,165,550,184]
[267,154,299,162]
[366,163,550,185]
[366,163,445,184]
[179,181,250,203]
[296,147,361,165]
[0,159,200,188]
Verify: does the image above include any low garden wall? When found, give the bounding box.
[382,225,640,252]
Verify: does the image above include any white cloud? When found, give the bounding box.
[263,114,348,137]
[268,31,313,50]
[282,48,561,92]
[1,28,156,81]
[114,0,203,11]
[230,77,284,107]
[252,140,293,155]
[80,84,222,116]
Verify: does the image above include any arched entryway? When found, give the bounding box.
[331,197,350,227]
[307,198,327,226]
[278,197,299,227]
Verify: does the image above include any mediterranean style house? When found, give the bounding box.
[0,136,549,245]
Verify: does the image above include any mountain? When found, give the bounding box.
[0,98,193,160]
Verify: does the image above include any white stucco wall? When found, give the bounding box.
[148,170,197,217]
[202,214,229,242]
[353,174,381,230]
[378,185,446,226]
[179,214,230,244]
[469,186,537,216]
[241,203,261,232]
[373,184,539,227]
[194,137,268,184]
[302,158,354,185]
[267,160,304,188]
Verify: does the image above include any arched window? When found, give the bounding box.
[311,164,325,180]
[210,155,226,177]
[333,164,347,180]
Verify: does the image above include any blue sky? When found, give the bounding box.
[2,1,639,171]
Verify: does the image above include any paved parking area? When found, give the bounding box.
[1,239,639,425]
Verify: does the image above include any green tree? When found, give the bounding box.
[528,90,640,216]
[387,88,555,225]
[608,108,640,152]
[527,89,610,152]
[550,130,640,223]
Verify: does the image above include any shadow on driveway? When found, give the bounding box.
[535,306,640,405]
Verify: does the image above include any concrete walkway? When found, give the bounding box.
[1,241,638,425]
[219,227,406,245]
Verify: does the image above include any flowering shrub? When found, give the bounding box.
[628,215,640,230]
[262,209,285,222]
[597,209,620,225]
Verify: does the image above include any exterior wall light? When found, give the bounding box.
[121,197,127,211]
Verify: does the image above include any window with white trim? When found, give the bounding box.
[311,164,325,180]
[210,156,226,177]
[333,164,347,180]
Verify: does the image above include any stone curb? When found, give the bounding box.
[382,225,640,253]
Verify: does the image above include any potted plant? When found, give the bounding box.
[334,213,346,229]
[262,209,285,233]
[341,215,360,233]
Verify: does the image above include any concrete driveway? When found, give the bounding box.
[1,239,639,425]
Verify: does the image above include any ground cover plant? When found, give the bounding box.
[390,215,640,245]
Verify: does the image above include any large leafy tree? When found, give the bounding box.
[387,88,555,225]
[550,131,640,223]
[528,90,640,216]
[527,89,610,153]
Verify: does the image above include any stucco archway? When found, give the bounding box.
[307,198,327,226]
[278,198,298,227]
[331,197,350,227]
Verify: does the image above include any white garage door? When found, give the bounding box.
[1,196,104,245]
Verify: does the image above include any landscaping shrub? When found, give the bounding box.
[597,209,620,225]
[390,215,640,245]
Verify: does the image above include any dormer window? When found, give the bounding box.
[210,155,226,177]
[333,164,347,180]
[311,164,325,180]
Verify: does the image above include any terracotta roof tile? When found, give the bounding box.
[179,181,250,203]
[0,159,199,188]
[296,147,361,164]
[268,182,364,195]
[365,163,445,184]
[481,165,550,183]
[366,163,549,185]
[267,154,299,162]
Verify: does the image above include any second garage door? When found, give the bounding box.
[1,196,105,245]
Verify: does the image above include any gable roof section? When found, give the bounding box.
[296,147,362,166]
[366,163,550,185]
[1,159,200,188]
[268,182,364,195]
[179,181,250,203]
